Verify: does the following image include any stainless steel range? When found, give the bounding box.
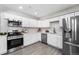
[7,31,23,53]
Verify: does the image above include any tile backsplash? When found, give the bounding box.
[49,21,62,36]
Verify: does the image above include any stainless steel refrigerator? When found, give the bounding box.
[63,16,79,55]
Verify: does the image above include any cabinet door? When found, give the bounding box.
[57,36,63,49]
[30,20,37,27]
[22,19,30,27]
[75,11,79,16]
[23,33,39,46]
[0,18,8,32]
[0,36,7,54]
[47,35,57,47]
[38,21,49,27]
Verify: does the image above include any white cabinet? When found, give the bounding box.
[22,18,38,27]
[22,19,49,28]
[38,20,49,27]
[75,11,79,16]
[29,20,38,27]
[57,36,62,49]
[59,17,63,27]
[47,34,58,47]
[0,17,8,32]
[47,34,62,49]
[23,33,40,46]
[22,18,30,27]
[0,35,7,55]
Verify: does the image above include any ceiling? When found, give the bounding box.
[0,4,76,19]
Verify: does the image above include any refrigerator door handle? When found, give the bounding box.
[64,42,79,47]
[75,18,77,41]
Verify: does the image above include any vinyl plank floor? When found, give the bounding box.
[7,42,62,55]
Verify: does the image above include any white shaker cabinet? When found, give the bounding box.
[22,18,38,27]
[38,20,49,27]
[0,35,7,55]
[29,20,37,27]
[57,36,63,49]
[23,33,39,46]
[0,13,8,32]
[75,11,79,16]
[47,34,58,48]
[47,34,62,49]
[22,18,30,27]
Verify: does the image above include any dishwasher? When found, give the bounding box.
[41,33,47,44]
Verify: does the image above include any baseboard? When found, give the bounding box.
[48,44,63,52]
[23,41,40,48]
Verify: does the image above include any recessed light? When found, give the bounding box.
[19,6,23,9]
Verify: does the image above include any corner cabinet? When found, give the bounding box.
[0,35,7,55]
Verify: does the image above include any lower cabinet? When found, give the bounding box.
[0,35,7,55]
[47,34,62,49]
[23,33,62,49]
[57,36,63,49]
[23,33,40,46]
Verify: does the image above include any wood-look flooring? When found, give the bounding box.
[7,42,62,55]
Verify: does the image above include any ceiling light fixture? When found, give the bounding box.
[19,6,23,9]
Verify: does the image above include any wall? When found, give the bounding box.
[22,27,49,33]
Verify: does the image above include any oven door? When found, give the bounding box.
[7,38,23,50]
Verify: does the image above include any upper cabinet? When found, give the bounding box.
[22,18,38,27]
[22,19,49,28]
[0,13,8,32]
[75,11,79,16]
[0,12,49,28]
[37,20,49,28]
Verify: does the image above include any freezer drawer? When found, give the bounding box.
[63,42,79,55]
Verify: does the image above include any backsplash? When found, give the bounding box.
[21,27,49,33]
[49,21,62,36]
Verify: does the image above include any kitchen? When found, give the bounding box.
[0,4,79,55]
